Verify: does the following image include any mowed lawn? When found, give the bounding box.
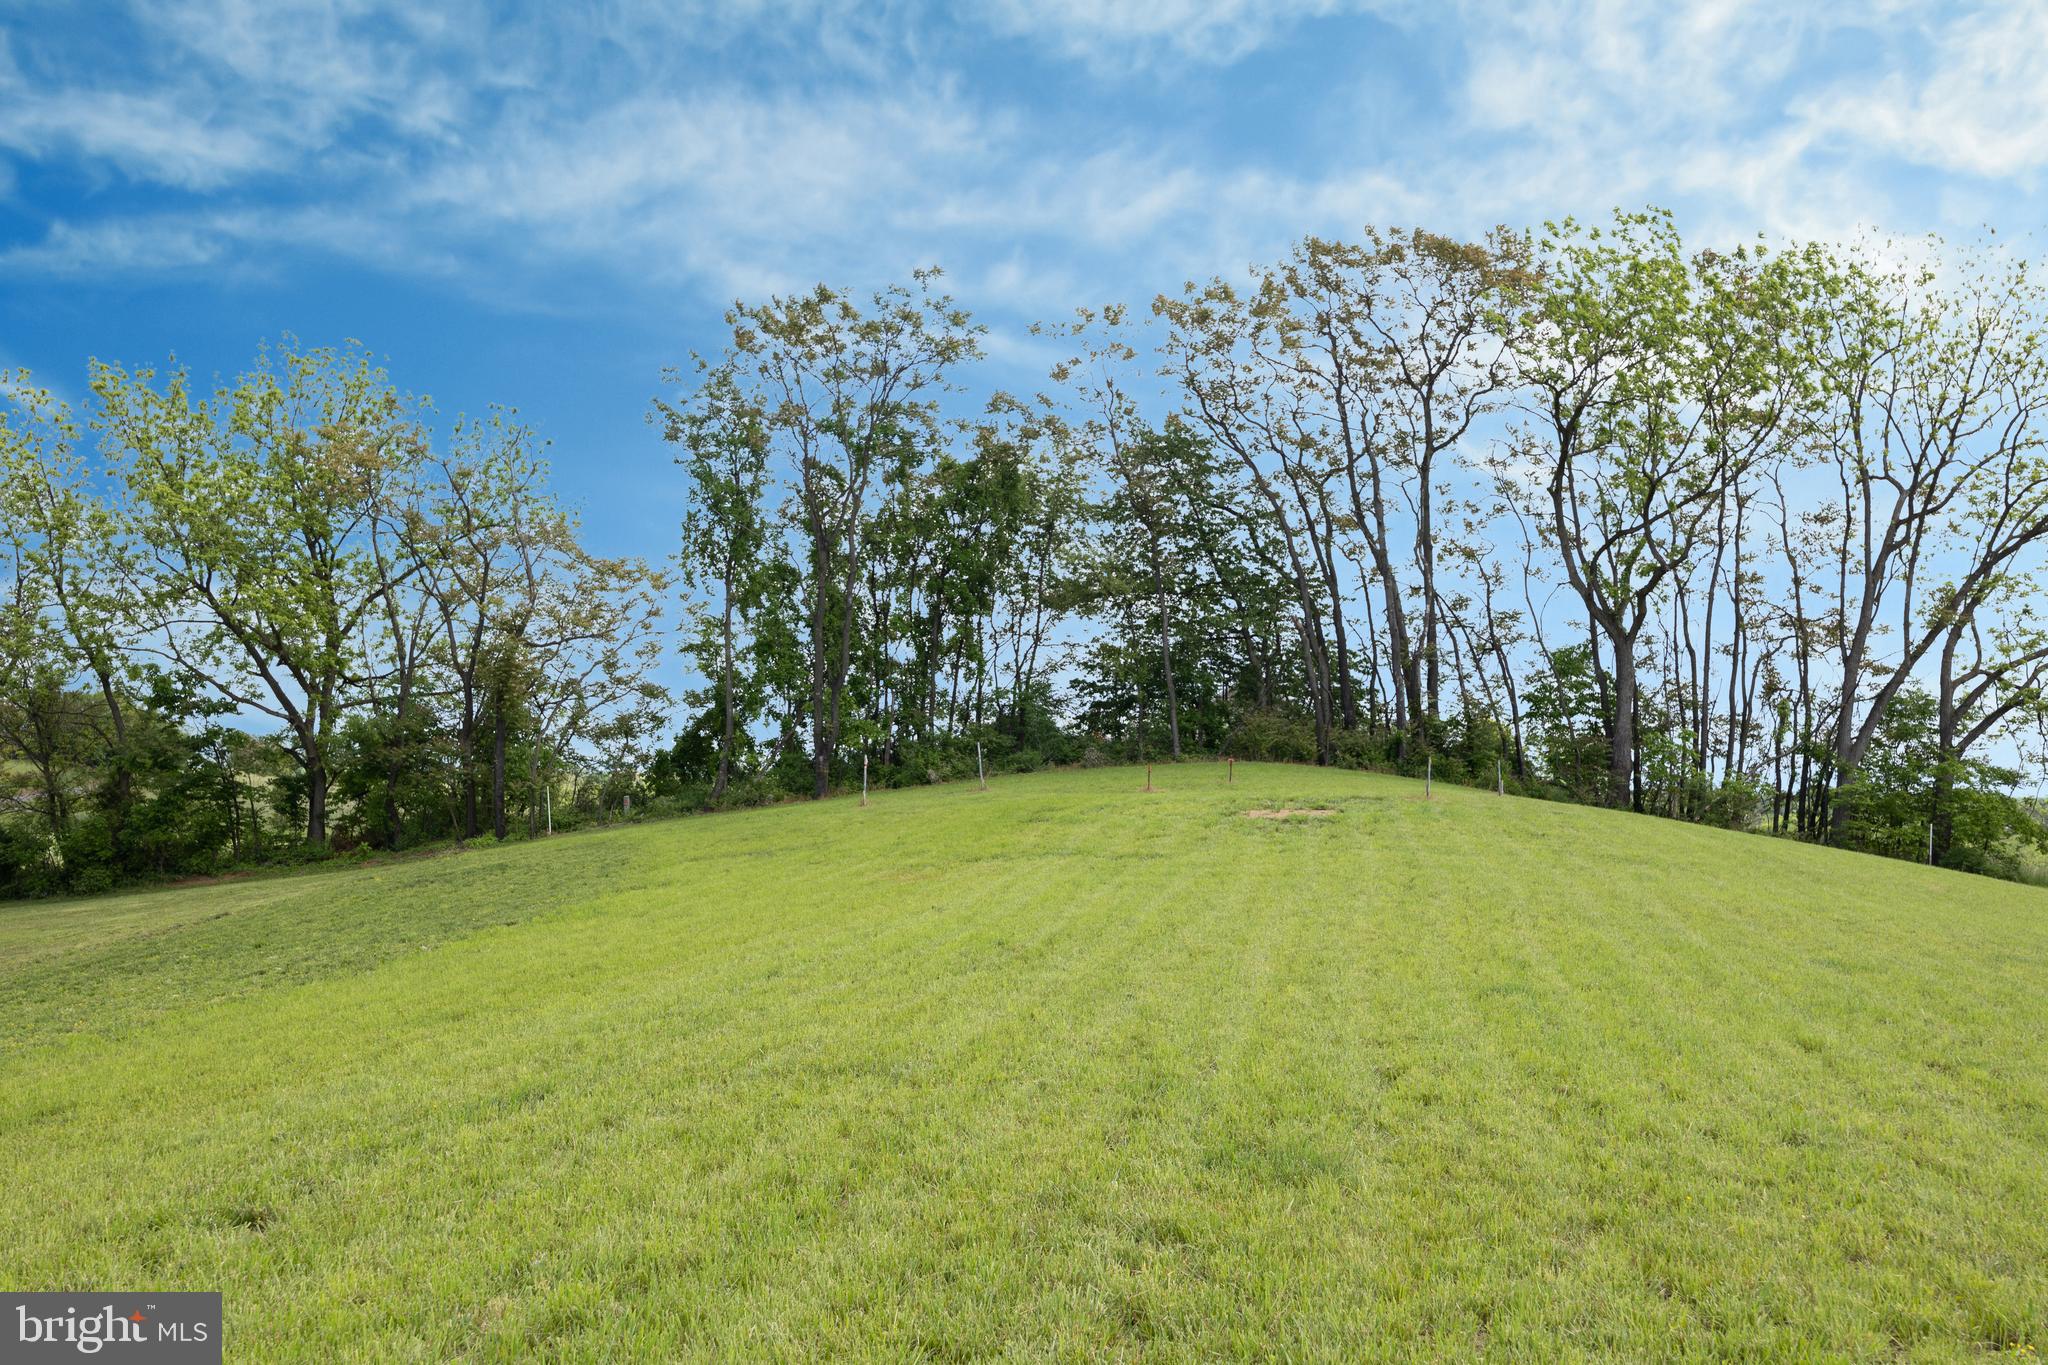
[1,765,2044,1360]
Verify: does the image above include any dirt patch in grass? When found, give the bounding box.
[1243,808,1338,819]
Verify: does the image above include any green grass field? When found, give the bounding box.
[2,763,2044,1360]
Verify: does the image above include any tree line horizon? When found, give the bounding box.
[7,207,2048,894]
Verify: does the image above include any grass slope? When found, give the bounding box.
[1,764,2044,1361]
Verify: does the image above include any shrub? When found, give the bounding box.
[0,822,61,899]
[1702,776,1768,830]
[1224,711,1318,764]
[708,776,780,812]
[1329,726,1395,771]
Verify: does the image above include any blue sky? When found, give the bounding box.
[4,0,2046,560]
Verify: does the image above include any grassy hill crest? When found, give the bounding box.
[2,763,2043,1359]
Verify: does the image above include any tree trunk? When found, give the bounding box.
[459,681,480,839]
[527,749,541,839]
[809,530,833,800]
[1607,640,1636,811]
[491,700,509,841]
[1295,614,1332,764]
[95,673,132,850]
[306,752,328,846]
[383,769,403,852]
[714,581,736,800]
[825,519,864,787]
[1418,465,1440,725]
[1343,461,1418,753]
[1151,545,1181,760]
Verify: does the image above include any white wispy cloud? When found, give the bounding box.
[1433,0,2026,246]
[0,89,285,190]
[980,0,1373,65]
[0,0,2041,318]
[0,216,237,274]
[1800,2,2048,180]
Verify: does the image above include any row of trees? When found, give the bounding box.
[1,342,666,895]
[660,215,2048,879]
[8,211,2048,894]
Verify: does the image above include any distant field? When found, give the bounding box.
[1,764,2043,1360]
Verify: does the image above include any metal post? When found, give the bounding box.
[862,755,869,808]
[1228,757,1234,784]
[1927,821,1934,865]
[977,741,986,790]
[545,784,552,836]
[1146,763,1153,792]
[1496,759,1504,796]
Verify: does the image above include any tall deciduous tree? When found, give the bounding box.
[719,269,981,797]
[659,364,770,799]
[1326,228,1536,733]
[0,375,144,842]
[1157,281,1348,764]
[1511,213,1816,808]
[97,341,429,845]
[1043,306,1192,758]
[1813,244,2048,841]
